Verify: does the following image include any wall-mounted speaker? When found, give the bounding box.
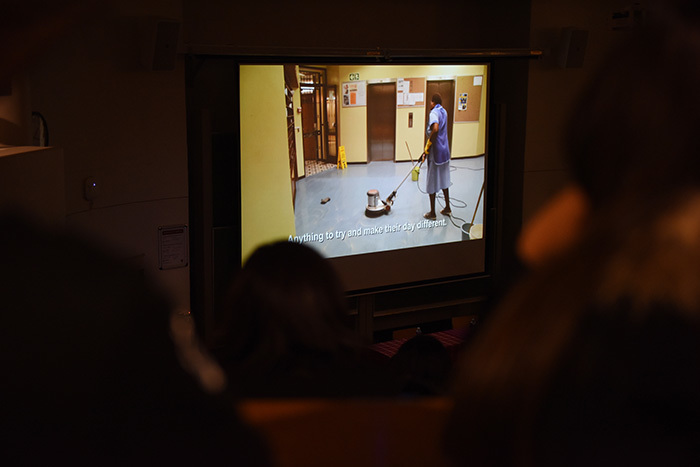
[141,17,181,71]
[558,27,588,69]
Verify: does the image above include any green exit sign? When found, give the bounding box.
[349,73,360,81]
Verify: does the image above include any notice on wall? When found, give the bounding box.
[158,224,188,270]
[458,93,468,111]
[396,77,426,108]
[342,81,367,107]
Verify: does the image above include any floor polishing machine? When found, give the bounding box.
[365,142,425,217]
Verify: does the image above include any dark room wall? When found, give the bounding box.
[183,0,531,52]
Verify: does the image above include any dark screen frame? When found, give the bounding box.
[186,49,537,344]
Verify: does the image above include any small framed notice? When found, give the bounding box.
[341,81,367,107]
[158,224,188,270]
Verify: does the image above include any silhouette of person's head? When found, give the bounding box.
[391,334,452,395]
[215,241,358,374]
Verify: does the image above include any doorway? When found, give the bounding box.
[284,65,298,207]
[326,85,338,162]
[367,82,397,162]
[425,80,455,150]
[299,67,337,166]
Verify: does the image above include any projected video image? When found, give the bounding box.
[239,63,487,263]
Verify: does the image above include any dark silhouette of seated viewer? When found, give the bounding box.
[445,3,700,465]
[1,210,269,466]
[213,241,401,398]
[390,333,453,396]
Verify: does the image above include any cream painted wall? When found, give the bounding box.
[327,66,340,87]
[331,65,488,163]
[240,65,296,263]
[339,106,368,163]
[396,107,425,162]
[25,1,191,309]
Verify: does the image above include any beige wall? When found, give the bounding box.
[239,65,296,262]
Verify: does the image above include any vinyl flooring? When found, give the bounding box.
[294,156,485,258]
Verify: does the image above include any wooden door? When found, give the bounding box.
[425,80,455,151]
[325,85,338,163]
[301,92,318,161]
